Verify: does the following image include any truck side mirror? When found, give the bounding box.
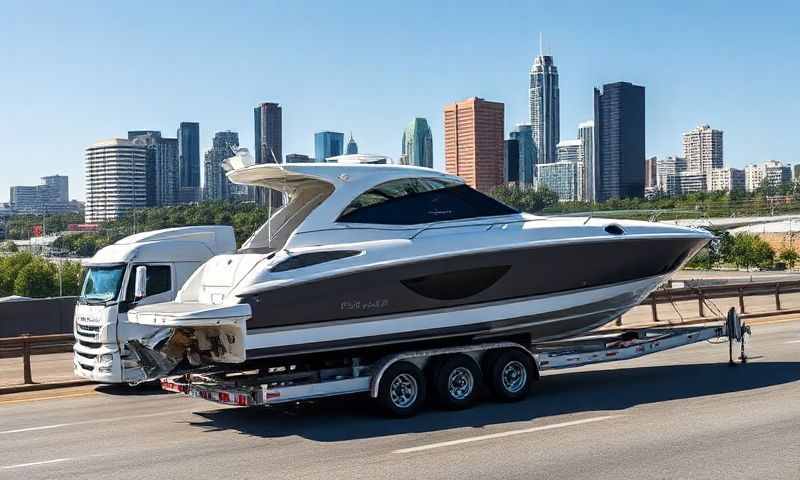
[134,266,147,300]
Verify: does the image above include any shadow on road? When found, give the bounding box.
[95,381,172,396]
[187,361,800,441]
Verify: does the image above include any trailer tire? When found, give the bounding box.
[377,361,426,417]
[433,354,482,410]
[486,349,534,402]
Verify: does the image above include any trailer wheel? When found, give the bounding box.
[377,361,426,417]
[486,349,535,402]
[433,354,482,410]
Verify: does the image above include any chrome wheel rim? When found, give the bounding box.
[501,360,527,393]
[389,373,418,408]
[447,366,474,400]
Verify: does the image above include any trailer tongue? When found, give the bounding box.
[160,309,750,416]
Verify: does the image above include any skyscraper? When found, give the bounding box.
[177,122,200,203]
[504,139,520,183]
[509,124,535,184]
[593,82,646,201]
[285,153,313,163]
[85,139,147,223]
[128,130,179,207]
[204,131,239,201]
[41,175,68,203]
[9,176,72,214]
[401,118,434,168]
[529,54,559,165]
[314,131,344,162]
[577,121,596,202]
[444,97,504,191]
[254,102,283,205]
[644,156,658,191]
[682,124,723,173]
[346,133,359,155]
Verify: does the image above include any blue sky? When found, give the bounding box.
[1,0,798,201]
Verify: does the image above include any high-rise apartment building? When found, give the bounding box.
[537,161,584,202]
[593,82,646,201]
[556,139,583,163]
[665,172,707,196]
[708,168,745,192]
[314,131,344,162]
[9,175,74,214]
[444,97,505,191]
[204,131,239,201]
[504,139,520,183]
[682,125,723,173]
[401,118,434,168]
[509,124,535,184]
[529,55,559,165]
[128,130,179,207]
[745,160,791,192]
[655,156,688,193]
[346,133,359,155]
[177,122,200,203]
[254,102,283,205]
[577,121,595,202]
[85,139,147,223]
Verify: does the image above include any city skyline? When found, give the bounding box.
[1,2,798,201]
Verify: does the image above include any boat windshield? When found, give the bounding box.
[338,177,518,225]
[80,265,126,304]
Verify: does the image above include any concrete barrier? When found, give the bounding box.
[0,296,76,337]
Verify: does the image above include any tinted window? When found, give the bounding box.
[338,178,517,225]
[271,250,361,272]
[125,265,171,301]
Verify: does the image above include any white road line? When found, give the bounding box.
[2,458,72,470]
[394,415,619,454]
[0,408,197,435]
[785,340,800,344]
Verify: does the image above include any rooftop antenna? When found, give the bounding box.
[539,32,543,58]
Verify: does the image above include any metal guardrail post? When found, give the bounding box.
[738,288,746,313]
[651,295,659,322]
[698,290,705,317]
[775,283,781,311]
[22,334,33,384]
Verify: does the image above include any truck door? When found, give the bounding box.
[117,264,175,379]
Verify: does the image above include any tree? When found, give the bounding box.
[778,248,799,270]
[59,260,84,296]
[490,184,559,213]
[730,232,775,270]
[13,257,57,298]
[0,241,18,252]
[0,252,34,296]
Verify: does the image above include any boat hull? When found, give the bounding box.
[241,271,668,359]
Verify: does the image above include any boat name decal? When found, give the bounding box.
[340,299,389,311]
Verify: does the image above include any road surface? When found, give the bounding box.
[0,320,798,480]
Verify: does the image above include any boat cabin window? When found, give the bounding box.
[337,177,518,225]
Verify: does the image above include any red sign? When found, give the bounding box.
[31,225,43,237]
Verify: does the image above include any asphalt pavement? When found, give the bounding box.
[0,320,798,480]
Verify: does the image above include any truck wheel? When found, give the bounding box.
[486,349,535,402]
[377,361,426,417]
[433,354,481,410]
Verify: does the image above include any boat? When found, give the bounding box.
[127,152,712,379]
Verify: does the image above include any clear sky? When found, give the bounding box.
[1,0,798,202]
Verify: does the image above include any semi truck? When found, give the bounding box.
[73,226,236,384]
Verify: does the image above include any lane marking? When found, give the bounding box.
[0,391,96,406]
[785,340,800,344]
[2,458,72,470]
[0,408,197,435]
[393,415,619,454]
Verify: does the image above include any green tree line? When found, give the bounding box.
[0,252,82,298]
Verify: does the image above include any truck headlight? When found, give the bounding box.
[99,354,114,364]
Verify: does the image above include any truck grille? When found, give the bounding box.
[76,320,100,340]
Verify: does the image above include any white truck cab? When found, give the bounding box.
[73,226,236,384]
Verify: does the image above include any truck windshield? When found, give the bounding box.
[80,266,126,304]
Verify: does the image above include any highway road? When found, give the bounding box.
[1,320,798,480]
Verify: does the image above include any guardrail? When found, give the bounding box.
[0,333,73,384]
[640,279,800,323]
